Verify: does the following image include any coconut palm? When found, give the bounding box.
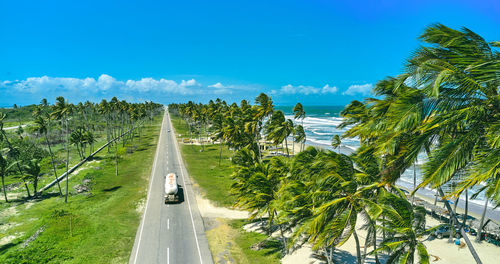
[402,25,499,249]
[293,102,306,127]
[22,159,42,195]
[0,112,31,197]
[33,115,62,196]
[331,135,341,153]
[266,111,294,156]
[294,124,306,152]
[51,96,73,203]
[374,188,432,264]
[0,148,16,202]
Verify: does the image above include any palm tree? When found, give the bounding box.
[293,102,306,126]
[331,135,341,153]
[23,159,41,195]
[294,124,306,152]
[0,112,31,198]
[285,148,379,264]
[70,128,85,160]
[51,96,72,203]
[33,115,62,196]
[266,111,294,156]
[254,93,275,158]
[375,189,431,264]
[0,148,15,202]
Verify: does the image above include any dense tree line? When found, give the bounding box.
[170,24,498,264]
[0,97,162,203]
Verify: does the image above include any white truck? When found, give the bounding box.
[164,173,180,203]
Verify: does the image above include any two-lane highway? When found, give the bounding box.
[129,110,213,264]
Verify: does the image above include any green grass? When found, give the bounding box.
[0,114,163,263]
[229,220,282,264]
[206,219,281,264]
[170,113,235,207]
[179,144,235,207]
[2,121,33,128]
[169,113,190,138]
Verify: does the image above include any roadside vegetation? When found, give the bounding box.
[0,97,163,263]
[170,24,499,264]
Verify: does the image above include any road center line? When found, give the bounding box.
[170,114,204,264]
[167,218,170,229]
[132,111,166,264]
[167,247,170,264]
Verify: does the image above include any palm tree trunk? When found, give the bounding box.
[115,142,118,176]
[476,198,488,242]
[2,174,7,202]
[434,188,438,206]
[353,229,362,264]
[438,188,482,264]
[24,182,31,198]
[274,210,287,254]
[370,217,380,264]
[33,177,38,195]
[45,135,62,196]
[362,229,369,264]
[463,190,468,227]
[284,137,289,156]
[325,246,334,264]
[449,197,459,242]
[413,162,416,205]
[65,118,69,203]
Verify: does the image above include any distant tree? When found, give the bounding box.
[331,134,341,153]
[51,96,73,203]
[0,113,31,197]
[22,159,42,195]
[33,112,62,196]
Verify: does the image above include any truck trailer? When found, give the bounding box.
[164,173,180,203]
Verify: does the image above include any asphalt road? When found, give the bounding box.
[129,110,213,264]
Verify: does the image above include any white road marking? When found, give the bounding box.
[167,247,170,264]
[169,114,204,264]
[132,112,166,264]
[167,218,170,230]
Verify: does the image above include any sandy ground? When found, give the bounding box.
[195,194,249,219]
[275,214,500,264]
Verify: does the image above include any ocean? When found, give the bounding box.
[277,105,494,210]
[276,105,360,151]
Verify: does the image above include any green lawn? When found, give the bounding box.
[206,219,281,264]
[170,113,236,207]
[0,114,162,263]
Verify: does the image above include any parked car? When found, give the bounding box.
[434,225,459,239]
[433,224,476,238]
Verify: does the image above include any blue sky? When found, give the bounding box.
[1,0,499,107]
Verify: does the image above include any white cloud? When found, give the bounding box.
[180,79,201,87]
[343,84,373,96]
[274,84,338,95]
[208,82,236,94]
[208,82,225,89]
[321,84,338,94]
[1,74,208,95]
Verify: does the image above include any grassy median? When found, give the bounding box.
[0,114,162,263]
